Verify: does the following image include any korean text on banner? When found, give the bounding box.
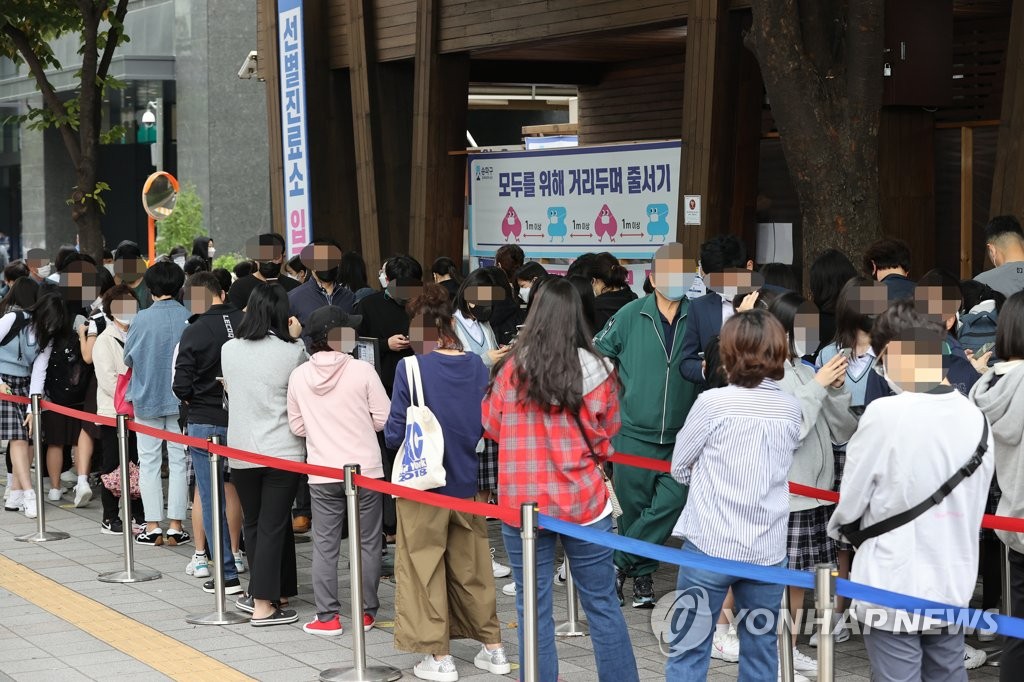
[468,142,681,260]
[277,0,313,256]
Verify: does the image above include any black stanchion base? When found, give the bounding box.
[186,610,249,626]
[98,569,161,583]
[319,666,402,682]
[15,530,70,543]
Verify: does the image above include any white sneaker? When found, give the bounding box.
[47,487,63,502]
[711,629,740,662]
[474,645,511,674]
[23,490,37,519]
[810,613,851,646]
[73,482,92,508]
[490,547,511,578]
[413,654,458,681]
[964,643,987,669]
[792,647,817,673]
[5,489,23,512]
[233,551,248,574]
[60,470,77,486]
[778,666,811,682]
[555,560,567,585]
[3,485,9,501]
[501,582,516,596]
[185,553,210,578]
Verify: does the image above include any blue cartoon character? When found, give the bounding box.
[646,203,670,241]
[547,207,568,242]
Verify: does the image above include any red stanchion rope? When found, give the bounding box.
[5,393,1024,534]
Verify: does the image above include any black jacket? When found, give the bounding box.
[172,303,244,426]
[594,288,639,332]
[355,291,411,395]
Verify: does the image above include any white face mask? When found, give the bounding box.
[173,256,186,269]
[378,272,388,288]
[113,315,135,327]
[36,264,53,279]
[208,247,216,258]
[104,263,115,276]
[520,286,531,304]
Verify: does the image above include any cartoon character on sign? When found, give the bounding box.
[547,207,568,242]
[595,204,618,243]
[646,204,671,242]
[501,206,522,242]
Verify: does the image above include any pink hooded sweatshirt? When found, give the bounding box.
[287,351,390,484]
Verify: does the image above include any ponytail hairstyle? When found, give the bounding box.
[407,283,463,351]
[589,252,628,290]
[430,256,462,284]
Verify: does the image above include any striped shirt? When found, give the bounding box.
[671,380,802,566]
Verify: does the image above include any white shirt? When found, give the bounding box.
[720,294,735,326]
[827,389,994,632]
[671,381,802,565]
[453,309,484,345]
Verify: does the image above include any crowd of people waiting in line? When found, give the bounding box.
[1,217,1024,682]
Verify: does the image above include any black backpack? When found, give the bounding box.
[45,330,93,406]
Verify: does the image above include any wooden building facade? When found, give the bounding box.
[256,0,1023,280]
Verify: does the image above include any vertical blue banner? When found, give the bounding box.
[277,0,313,256]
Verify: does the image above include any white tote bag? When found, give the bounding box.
[392,356,447,491]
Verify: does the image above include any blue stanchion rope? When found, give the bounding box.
[536,512,1024,640]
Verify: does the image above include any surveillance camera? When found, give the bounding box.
[238,50,258,80]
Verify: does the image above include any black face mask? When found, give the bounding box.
[858,315,875,334]
[259,261,282,279]
[472,306,493,323]
[315,267,339,283]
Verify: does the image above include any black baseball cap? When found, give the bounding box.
[306,305,362,341]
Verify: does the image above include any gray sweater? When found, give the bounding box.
[970,360,1024,554]
[221,335,308,469]
[778,360,859,512]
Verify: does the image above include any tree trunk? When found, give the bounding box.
[747,0,884,283]
[74,2,105,264]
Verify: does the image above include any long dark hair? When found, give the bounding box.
[834,276,880,350]
[767,291,805,359]
[454,268,504,319]
[996,291,1024,361]
[27,292,68,351]
[192,236,214,269]
[0,278,39,314]
[236,283,296,342]
[505,277,600,412]
[340,250,369,290]
[810,249,857,314]
[567,275,598,336]
[431,257,462,283]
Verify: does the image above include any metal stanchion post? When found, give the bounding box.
[779,587,794,682]
[16,395,69,543]
[521,503,539,682]
[814,565,837,682]
[555,556,588,637]
[984,542,1012,666]
[321,464,400,682]
[188,436,247,625]
[99,415,160,583]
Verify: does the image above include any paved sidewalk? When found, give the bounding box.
[0,485,1006,681]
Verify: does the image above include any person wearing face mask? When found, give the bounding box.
[356,253,422,543]
[170,245,189,271]
[228,233,301,311]
[287,240,357,351]
[766,292,857,676]
[285,255,309,285]
[514,261,547,307]
[593,242,699,609]
[679,235,754,386]
[828,301,995,680]
[587,252,638,331]
[192,236,216,271]
[92,284,145,535]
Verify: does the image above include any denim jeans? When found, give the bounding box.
[187,424,237,582]
[501,516,639,682]
[664,543,784,682]
[136,414,187,522]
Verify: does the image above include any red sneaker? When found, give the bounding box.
[303,615,344,636]
[363,613,375,632]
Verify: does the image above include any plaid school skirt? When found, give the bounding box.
[477,437,499,492]
[832,445,852,551]
[0,374,30,441]
[787,505,837,572]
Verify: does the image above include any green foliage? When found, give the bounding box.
[155,184,205,256]
[66,181,111,213]
[213,253,246,272]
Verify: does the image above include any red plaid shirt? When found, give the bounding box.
[482,359,620,525]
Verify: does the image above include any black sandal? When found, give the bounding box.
[251,608,297,627]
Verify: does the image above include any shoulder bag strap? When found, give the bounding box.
[840,418,990,548]
[406,356,425,408]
